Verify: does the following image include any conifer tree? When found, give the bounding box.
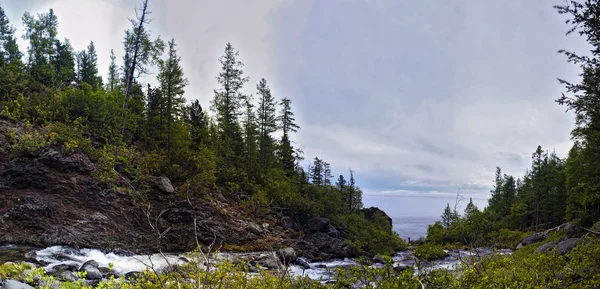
[256,78,277,174]
[22,8,58,86]
[77,41,102,89]
[278,97,300,175]
[52,39,76,88]
[185,99,208,148]
[107,49,119,92]
[157,38,188,155]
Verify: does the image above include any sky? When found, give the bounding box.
[2,0,590,218]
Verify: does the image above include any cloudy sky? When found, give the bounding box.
[3,0,589,217]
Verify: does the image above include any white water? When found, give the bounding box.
[35,246,185,275]
[19,246,512,282]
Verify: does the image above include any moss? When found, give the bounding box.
[414,243,449,261]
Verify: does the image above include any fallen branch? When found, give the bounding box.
[583,228,600,235]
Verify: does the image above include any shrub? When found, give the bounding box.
[414,243,449,261]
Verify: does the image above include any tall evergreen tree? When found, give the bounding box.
[107,49,119,92]
[157,38,188,155]
[242,94,259,180]
[52,38,76,88]
[185,99,208,148]
[77,41,102,89]
[278,97,300,175]
[256,78,277,174]
[211,43,248,182]
[0,5,24,101]
[22,8,58,86]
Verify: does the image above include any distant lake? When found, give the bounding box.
[391,216,439,241]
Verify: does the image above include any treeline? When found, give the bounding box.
[0,2,402,254]
[428,1,600,247]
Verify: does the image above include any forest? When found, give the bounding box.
[0,0,402,259]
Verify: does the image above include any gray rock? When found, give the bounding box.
[2,280,35,289]
[556,238,582,255]
[50,264,78,272]
[247,222,264,235]
[296,257,311,269]
[519,233,544,247]
[372,256,387,264]
[394,264,410,272]
[279,216,294,229]
[307,218,330,233]
[80,260,103,280]
[277,248,297,264]
[50,270,78,282]
[257,253,281,270]
[534,241,558,254]
[155,176,174,193]
[99,267,120,278]
[564,223,583,238]
[327,226,340,238]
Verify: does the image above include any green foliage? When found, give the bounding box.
[335,213,407,256]
[414,243,449,261]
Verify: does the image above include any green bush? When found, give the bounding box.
[414,243,449,261]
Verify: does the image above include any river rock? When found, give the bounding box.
[534,241,558,254]
[296,257,311,269]
[247,222,264,235]
[307,218,330,233]
[50,264,78,272]
[556,238,582,255]
[277,248,297,264]
[155,176,174,193]
[1,280,34,289]
[50,270,78,282]
[257,253,281,270]
[99,267,120,278]
[80,260,102,280]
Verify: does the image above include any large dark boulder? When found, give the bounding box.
[556,238,582,255]
[293,232,353,260]
[534,241,558,254]
[564,223,584,238]
[80,260,102,280]
[517,233,544,249]
[307,218,330,233]
[361,207,393,227]
[276,247,297,264]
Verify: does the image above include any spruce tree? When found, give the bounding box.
[22,8,58,86]
[157,38,188,155]
[52,38,76,88]
[256,78,277,174]
[278,97,300,175]
[185,99,208,148]
[107,49,119,92]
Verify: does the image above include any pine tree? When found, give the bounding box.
[157,38,188,155]
[0,5,24,101]
[442,203,458,229]
[322,161,332,185]
[77,41,102,89]
[52,38,76,88]
[336,175,346,191]
[185,99,208,148]
[211,43,248,182]
[242,95,259,180]
[310,157,323,186]
[146,84,164,148]
[278,98,300,175]
[256,78,277,174]
[464,198,478,219]
[22,8,58,86]
[107,49,119,92]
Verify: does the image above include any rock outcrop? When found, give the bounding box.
[361,207,393,227]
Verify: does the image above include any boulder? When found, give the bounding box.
[518,233,544,247]
[361,207,393,227]
[246,222,264,235]
[279,216,295,229]
[155,176,174,194]
[99,267,120,278]
[534,241,558,254]
[80,260,103,280]
[277,248,297,264]
[556,238,582,255]
[295,257,311,269]
[372,256,386,264]
[564,223,583,238]
[1,280,34,289]
[307,218,330,233]
[327,226,340,238]
[293,232,352,261]
[257,253,281,270]
[50,264,78,272]
[49,270,78,282]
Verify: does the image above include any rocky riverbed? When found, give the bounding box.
[0,244,513,286]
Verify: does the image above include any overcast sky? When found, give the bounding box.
[3,0,589,217]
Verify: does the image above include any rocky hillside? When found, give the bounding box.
[0,118,381,260]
